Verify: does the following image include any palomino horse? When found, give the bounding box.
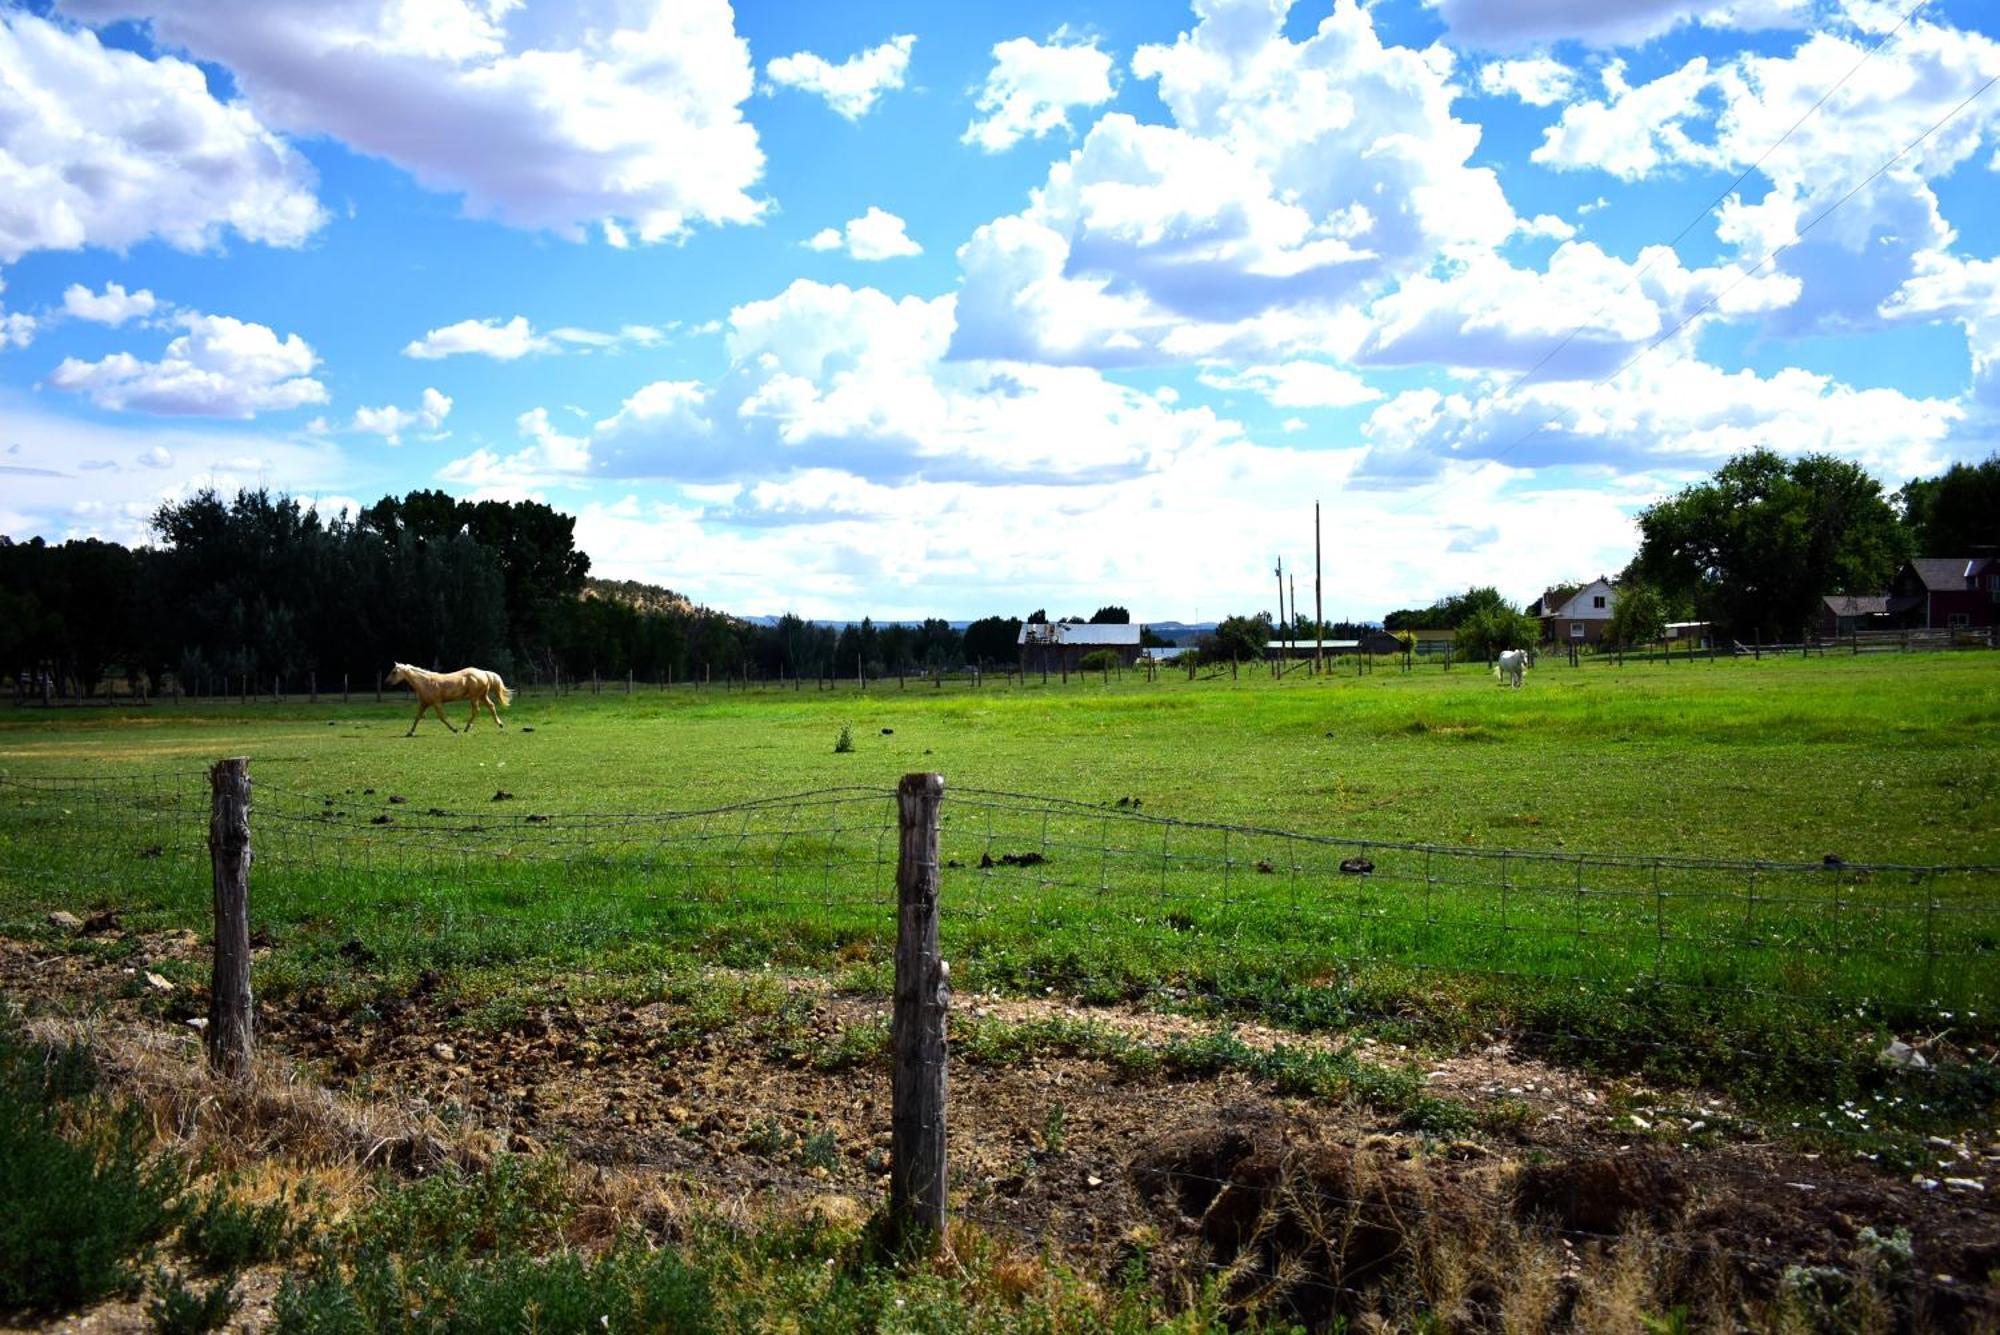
[386,663,513,735]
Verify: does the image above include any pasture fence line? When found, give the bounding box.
[7,623,1996,709]
[0,765,1995,1314]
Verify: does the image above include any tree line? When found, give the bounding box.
[0,489,1042,696]
[1377,450,1998,651]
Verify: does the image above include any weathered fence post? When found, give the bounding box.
[375,672,383,703]
[207,757,254,1080]
[892,772,948,1246]
[309,671,318,704]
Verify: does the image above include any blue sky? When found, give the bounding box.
[2,0,1997,621]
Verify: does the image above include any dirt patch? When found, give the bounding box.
[2,935,1996,1329]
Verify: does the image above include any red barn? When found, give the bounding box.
[1887,558,1998,631]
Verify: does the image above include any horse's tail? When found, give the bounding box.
[495,676,513,708]
[1492,661,1502,678]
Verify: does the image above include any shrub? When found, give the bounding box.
[0,1015,186,1316]
[833,724,854,754]
[147,1268,240,1335]
[179,1178,315,1272]
[1079,650,1119,673]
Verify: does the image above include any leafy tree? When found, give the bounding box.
[1897,454,2000,555]
[1088,605,1130,624]
[1453,604,1537,660]
[962,616,1021,665]
[1605,582,1668,646]
[1025,609,1048,624]
[1384,586,1512,632]
[1628,449,1908,638]
[1205,613,1272,662]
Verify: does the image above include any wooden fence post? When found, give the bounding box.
[375,672,383,703]
[207,757,254,1080]
[892,772,948,1246]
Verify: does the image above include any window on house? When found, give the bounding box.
[1949,613,1970,630]
[1592,595,1606,609]
[1570,622,1585,638]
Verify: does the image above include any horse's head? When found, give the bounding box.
[386,663,409,687]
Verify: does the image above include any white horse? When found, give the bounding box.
[1494,648,1530,689]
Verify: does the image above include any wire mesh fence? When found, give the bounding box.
[1,764,1994,1323]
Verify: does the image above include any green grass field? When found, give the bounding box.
[2,651,1997,1121]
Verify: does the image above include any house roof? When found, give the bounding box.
[1016,622,1143,646]
[1821,594,1889,616]
[1530,584,1581,617]
[1905,557,1994,591]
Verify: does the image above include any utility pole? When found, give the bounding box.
[1314,501,1325,677]
[1273,558,1286,674]
[1289,572,1298,672]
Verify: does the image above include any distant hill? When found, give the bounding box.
[582,578,698,617]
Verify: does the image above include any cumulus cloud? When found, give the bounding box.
[1477,56,1578,107]
[1358,356,1959,484]
[349,386,452,444]
[0,400,345,544]
[61,282,159,326]
[403,316,549,361]
[1198,362,1381,408]
[1533,14,2000,338]
[963,32,1116,153]
[48,311,326,417]
[952,0,1519,367]
[1358,240,1799,379]
[436,404,592,492]
[1426,0,1809,51]
[0,275,33,349]
[62,0,765,243]
[804,207,922,261]
[765,33,914,120]
[438,279,1243,495]
[0,11,322,264]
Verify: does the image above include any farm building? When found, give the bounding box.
[1529,578,1617,644]
[1408,627,1456,656]
[1017,621,1143,673]
[1885,557,1997,631]
[1264,638,1358,658]
[1665,620,1715,648]
[1817,594,1893,637]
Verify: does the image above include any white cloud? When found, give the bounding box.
[1533,57,1718,180]
[1477,56,1578,107]
[439,278,1244,495]
[765,33,914,120]
[1198,362,1381,409]
[63,0,765,244]
[0,275,33,350]
[1358,240,1799,378]
[1358,356,1959,484]
[436,404,593,491]
[0,398,346,544]
[1882,249,2000,417]
[0,11,322,264]
[403,315,551,361]
[804,207,922,261]
[349,386,452,444]
[953,0,1519,367]
[61,281,158,326]
[48,312,326,417]
[963,32,1116,153]
[1427,0,1809,51]
[402,315,664,359]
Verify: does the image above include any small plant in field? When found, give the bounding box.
[799,1126,839,1173]
[744,1117,794,1159]
[833,724,854,754]
[0,1015,185,1316]
[178,1178,316,1272]
[145,1268,238,1335]
[1041,1101,1067,1154]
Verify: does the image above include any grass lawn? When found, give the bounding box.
[1,650,1996,1118]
